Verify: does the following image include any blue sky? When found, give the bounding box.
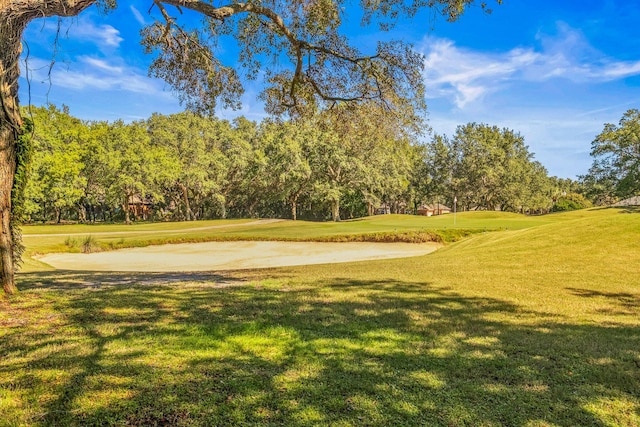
[18,0,640,178]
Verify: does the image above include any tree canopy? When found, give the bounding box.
[23,105,571,228]
[583,109,640,202]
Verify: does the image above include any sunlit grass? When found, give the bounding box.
[22,211,553,261]
[2,208,639,426]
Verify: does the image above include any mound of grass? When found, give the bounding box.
[22,212,545,260]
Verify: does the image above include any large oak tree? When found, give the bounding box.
[586,109,640,201]
[0,0,500,294]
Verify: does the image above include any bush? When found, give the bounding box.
[552,193,592,212]
[81,235,100,253]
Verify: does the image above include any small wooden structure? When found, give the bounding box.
[127,195,153,220]
[416,204,452,216]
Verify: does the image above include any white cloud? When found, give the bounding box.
[80,56,124,74]
[22,55,167,96]
[421,23,640,109]
[26,16,124,52]
[130,5,147,26]
[71,18,124,49]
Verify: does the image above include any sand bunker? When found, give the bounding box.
[38,241,441,272]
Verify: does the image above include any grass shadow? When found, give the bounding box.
[2,274,639,426]
[17,270,248,291]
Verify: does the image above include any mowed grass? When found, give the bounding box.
[21,211,551,263]
[2,208,639,426]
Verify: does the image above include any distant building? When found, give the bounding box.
[416,204,452,216]
[375,205,391,215]
[375,202,409,215]
[127,194,153,220]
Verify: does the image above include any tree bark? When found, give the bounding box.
[1,0,96,294]
[331,198,340,222]
[0,125,17,294]
[179,183,193,221]
[0,15,25,295]
[290,197,297,221]
[123,195,131,225]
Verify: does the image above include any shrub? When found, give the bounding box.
[64,236,79,248]
[552,193,592,212]
[81,235,100,253]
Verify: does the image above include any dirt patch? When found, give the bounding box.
[37,241,441,272]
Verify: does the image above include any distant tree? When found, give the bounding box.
[360,126,417,216]
[23,105,87,223]
[522,161,553,214]
[1,0,501,293]
[259,120,314,220]
[98,121,175,224]
[451,123,534,211]
[81,121,118,222]
[311,103,420,221]
[218,118,259,219]
[552,193,592,212]
[308,121,354,222]
[586,109,640,200]
[147,112,227,221]
[418,134,454,209]
[580,172,619,206]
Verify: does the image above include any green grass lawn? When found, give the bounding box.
[21,211,553,263]
[2,208,639,426]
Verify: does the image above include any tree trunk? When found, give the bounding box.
[179,183,193,221]
[78,202,87,223]
[0,18,25,294]
[123,196,131,225]
[291,197,297,221]
[0,126,17,294]
[331,198,340,222]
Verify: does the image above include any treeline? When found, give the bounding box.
[23,104,581,223]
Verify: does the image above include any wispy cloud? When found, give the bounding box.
[24,16,123,54]
[22,55,168,97]
[80,56,124,74]
[71,18,124,49]
[421,22,640,108]
[130,5,147,26]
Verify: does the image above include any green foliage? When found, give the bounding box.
[23,106,564,224]
[552,192,593,212]
[23,105,88,222]
[10,118,34,270]
[584,109,640,202]
[136,0,484,117]
[417,124,554,214]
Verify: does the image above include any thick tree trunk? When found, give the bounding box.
[331,198,340,222]
[179,183,192,221]
[0,16,25,295]
[0,127,17,294]
[78,202,87,223]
